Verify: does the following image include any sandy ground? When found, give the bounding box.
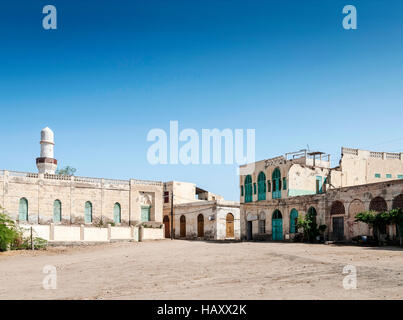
[0,240,402,300]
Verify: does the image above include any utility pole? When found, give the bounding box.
[170,191,174,240]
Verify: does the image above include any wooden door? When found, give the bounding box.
[163,216,170,238]
[197,214,204,237]
[226,213,234,238]
[332,217,344,241]
[180,215,186,237]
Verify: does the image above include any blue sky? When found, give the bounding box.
[0,0,403,200]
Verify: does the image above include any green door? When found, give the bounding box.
[272,210,283,240]
[53,200,61,223]
[141,206,150,222]
[19,198,28,221]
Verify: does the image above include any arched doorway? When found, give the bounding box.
[197,214,204,237]
[330,201,345,241]
[226,213,234,238]
[348,199,368,238]
[84,201,92,223]
[272,210,283,240]
[180,215,186,238]
[369,196,388,234]
[392,194,403,210]
[289,209,298,234]
[163,215,170,238]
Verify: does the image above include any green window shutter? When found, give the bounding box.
[244,175,253,203]
[141,206,151,222]
[53,200,61,223]
[85,201,92,223]
[375,173,381,178]
[386,174,392,178]
[19,198,28,221]
[316,176,323,194]
[290,209,298,233]
[272,168,281,199]
[114,203,121,223]
[257,172,266,200]
[282,178,287,190]
[398,175,403,179]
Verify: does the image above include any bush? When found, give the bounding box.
[0,212,22,251]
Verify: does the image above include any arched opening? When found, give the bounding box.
[84,201,92,223]
[272,209,283,240]
[392,194,403,210]
[113,203,121,224]
[53,200,62,223]
[290,209,298,233]
[369,196,388,212]
[180,215,186,238]
[257,172,266,201]
[348,199,368,238]
[19,198,28,221]
[163,215,170,238]
[226,213,234,238]
[369,196,388,234]
[330,201,345,215]
[244,175,253,203]
[272,168,281,199]
[197,214,204,237]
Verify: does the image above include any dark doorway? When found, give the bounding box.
[332,217,344,241]
[247,221,253,240]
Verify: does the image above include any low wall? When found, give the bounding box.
[20,223,164,243]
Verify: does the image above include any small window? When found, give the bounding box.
[259,220,266,234]
[398,175,403,179]
[163,191,169,203]
[282,177,287,190]
[386,174,392,179]
[241,186,244,196]
[267,180,271,192]
[375,173,381,178]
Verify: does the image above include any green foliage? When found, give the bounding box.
[355,209,403,245]
[0,207,48,251]
[55,166,77,176]
[296,214,320,242]
[0,212,22,251]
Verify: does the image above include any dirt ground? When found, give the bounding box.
[0,240,402,300]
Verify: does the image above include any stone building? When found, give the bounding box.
[162,181,240,240]
[0,128,164,228]
[239,147,403,241]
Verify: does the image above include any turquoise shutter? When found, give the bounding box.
[19,198,28,221]
[114,203,121,223]
[85,202,92,223]
[53,200,61,222]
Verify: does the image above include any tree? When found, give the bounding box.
[56,166,77,176]
[355,209,403,246]
[0,208,22,251]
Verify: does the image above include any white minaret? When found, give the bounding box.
[36,127,58,174]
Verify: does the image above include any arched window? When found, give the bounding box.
[197,214,204,237]
[257,172,266,201]
[85,201,93,223]
[290,209,298,233]
[330,201,345,215]
[272,168,281,199]
[113,203,121,224]
[53,200,62,223]
[19,198,28,221]
[244,175,253,203]
[392,194,403,210]
[369,196,388,213]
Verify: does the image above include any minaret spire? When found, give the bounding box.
[36,127,57,174]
